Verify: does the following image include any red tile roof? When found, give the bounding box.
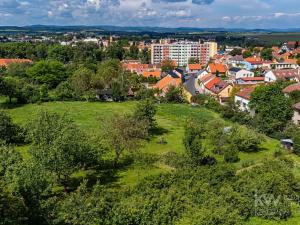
[245,56,262,62]
[199,74,215,84]
[155,75,181,92]
[188,64,202,70]
[272,69,299,80]
[142,71,161,78]
[208,63,227,74]
[209,80,230,94]
[283,83,300,93]
[0,58,32,67]
[236,86,256,100]
[205,77,222,90]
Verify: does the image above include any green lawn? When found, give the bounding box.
[1,100,281,183]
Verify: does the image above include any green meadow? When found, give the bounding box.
[2,99,300,224]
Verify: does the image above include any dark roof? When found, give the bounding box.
[183,76,199,96]
[175,68,184,75]
[231,55,244,61]
[229,67,242,73]
[166,70,180,78]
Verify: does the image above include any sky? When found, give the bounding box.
[0,0,300,28]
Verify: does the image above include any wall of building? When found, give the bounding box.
[151,41,217,66]
[293,110,300,125]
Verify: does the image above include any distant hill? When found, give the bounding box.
[0,25,300,34]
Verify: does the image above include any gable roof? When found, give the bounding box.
[231,55,244,61]
[142,71,161,78]
[188,64,202,70]
[236,86,256,100]
[245,56,262,62]
[205,78,231,94]
[199,74,215,84]
[271,69,299,80]
[283,83,300,93]
[155,75,182,91]
[208,63,227,74]
[229,67,242,73]
[205,77,222,90]
[0,58,32,67]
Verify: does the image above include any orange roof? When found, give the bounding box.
[284,58,298,64]
[0,58,32,67]
[200,74,215,84]
[245,56,262,62]
[236,86,256,100]
[124,63,149,70]
[188,64,202,70]
[143,71,161,78]
[155,75,181,92]
[205,77,222,90]
[208,63,227,74]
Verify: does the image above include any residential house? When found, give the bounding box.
[197,70,209,79]
[183,75,201,102]
[123,62,150,75]
[154,74,182,96]
[207,63,228,76]
[142,71,161,79]
[0,58,32,68]
[234,86,256,116]
[264,68,300,82]
[229,55,245,67]
[245,56,264,69]
[186,64,202,74]
[203,77,233,103]
[166,69,185,79]
[270,62,298,70]
[293,103,300,125]
[198,74,216,94]
[236,77,265,85]
[283,83,300,96]
[228,67,254,80]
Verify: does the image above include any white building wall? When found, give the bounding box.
[264,71,277,82]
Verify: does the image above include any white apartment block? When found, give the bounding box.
[151,41,217,67]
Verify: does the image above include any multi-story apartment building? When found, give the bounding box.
[151,41,217,66]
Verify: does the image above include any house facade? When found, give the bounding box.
[264,69,300,82]
[228,67,254,80]
[234,86,256,116]
[293,103,300,125]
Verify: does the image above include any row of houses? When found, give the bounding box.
[234,75,300,126]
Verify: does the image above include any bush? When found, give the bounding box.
[224,145,240,163]
[0,111,23,144]
[229,126,263,152]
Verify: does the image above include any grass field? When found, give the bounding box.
[2,99,300,224]
[0,99,282,183]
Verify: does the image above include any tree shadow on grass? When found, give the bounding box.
[150,126,169,136]
[0,101,26,110]
[69,157,135,190]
